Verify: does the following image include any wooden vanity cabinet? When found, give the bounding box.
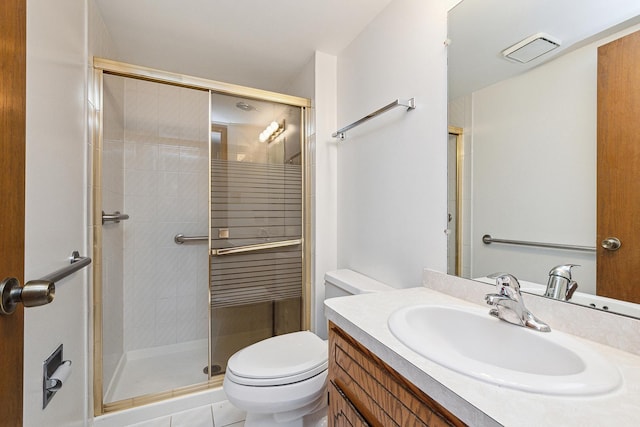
[328,322,466,427]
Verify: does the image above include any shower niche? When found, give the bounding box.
[94,61,309,414]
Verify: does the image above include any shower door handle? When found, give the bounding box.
[102,211,130,224]
[211,239,302,256]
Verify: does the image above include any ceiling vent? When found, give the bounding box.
[502,33,561,63]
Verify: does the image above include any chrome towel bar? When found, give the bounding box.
[332,98,416,140]
[482,234,596,252]
[0,251,92,315]
[174,234,208,244]
[211,238,302,256]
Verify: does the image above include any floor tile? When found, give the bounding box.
[171,405,214,427]
[212,400,246,427]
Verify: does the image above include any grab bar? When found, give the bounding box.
[482,234,596,253]
[211,238,302,256]
[39,251,92,283]
[102,211,130,224]
[174,234,208,244]
[332,98,416,140]
[0,251,92,315]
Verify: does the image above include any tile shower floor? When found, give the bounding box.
[107,339,210,403]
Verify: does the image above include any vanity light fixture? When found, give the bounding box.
[502,33,561,63]
[259,120,285,143]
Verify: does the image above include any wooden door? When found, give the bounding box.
[597,29,640,304]
[0,0,26,424]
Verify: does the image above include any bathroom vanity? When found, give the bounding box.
[328,322,464,426]
[325,272,640,426]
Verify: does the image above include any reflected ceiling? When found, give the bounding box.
[448,0,640,100]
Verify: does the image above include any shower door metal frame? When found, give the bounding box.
[91,58,312,415]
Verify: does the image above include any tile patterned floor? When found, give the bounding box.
[96,399,245,427]
[128,400,245,427]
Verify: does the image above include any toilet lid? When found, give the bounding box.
[226,331,328,386]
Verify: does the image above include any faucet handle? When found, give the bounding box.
[548,264,579,279]
[566,281,578,300]
[487,273,522,299]
[547,264,580,300]
[485,272,551,332]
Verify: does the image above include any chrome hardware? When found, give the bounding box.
[41,251,91,283]
[43,344,71,409]
[1,278,54,315]
[102,210,130,224]
[482,234,596,252]
[174,234,208,244]
[332,98,416,139]
[0,251,91,315]
[211,238,302,256]
[545,264,579,301]
[601,237,621,251]
[485,273,551,332]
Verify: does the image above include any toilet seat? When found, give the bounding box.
[226,331,328,386]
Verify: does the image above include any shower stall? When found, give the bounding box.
[92,60,310,414]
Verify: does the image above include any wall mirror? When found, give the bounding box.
[447,0,640,318]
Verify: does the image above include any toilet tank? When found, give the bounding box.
[324,269,394,299]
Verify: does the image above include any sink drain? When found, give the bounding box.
[203,364,223,375]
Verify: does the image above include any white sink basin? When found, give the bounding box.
[388,304,621,396]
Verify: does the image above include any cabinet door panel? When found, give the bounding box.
[328,323,466,427]
[329,381,370,427]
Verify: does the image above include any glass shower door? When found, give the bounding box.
[99,74,211,407]
[208,92,304,374]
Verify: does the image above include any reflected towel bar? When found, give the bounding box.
[482,234,596,252]
[211,239,302,256]
[174,234,208,244]
[332,98,416,140]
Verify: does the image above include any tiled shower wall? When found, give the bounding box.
[103,76,210,360]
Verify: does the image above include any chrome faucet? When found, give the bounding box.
[485,273,551,332]
[544,264,579,301]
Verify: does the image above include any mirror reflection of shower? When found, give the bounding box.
[98,71,306,410]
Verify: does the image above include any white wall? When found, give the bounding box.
[312,52,338,337]
[24,0,88,425]
[285,51,338,337]
[461,23,640,292]
[23,0,119,424]
[337,0,448,287]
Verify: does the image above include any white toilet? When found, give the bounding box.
[223,269,394,427]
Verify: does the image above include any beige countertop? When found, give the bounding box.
[324,286,640,427]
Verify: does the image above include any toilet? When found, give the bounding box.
[223,269,394,427]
